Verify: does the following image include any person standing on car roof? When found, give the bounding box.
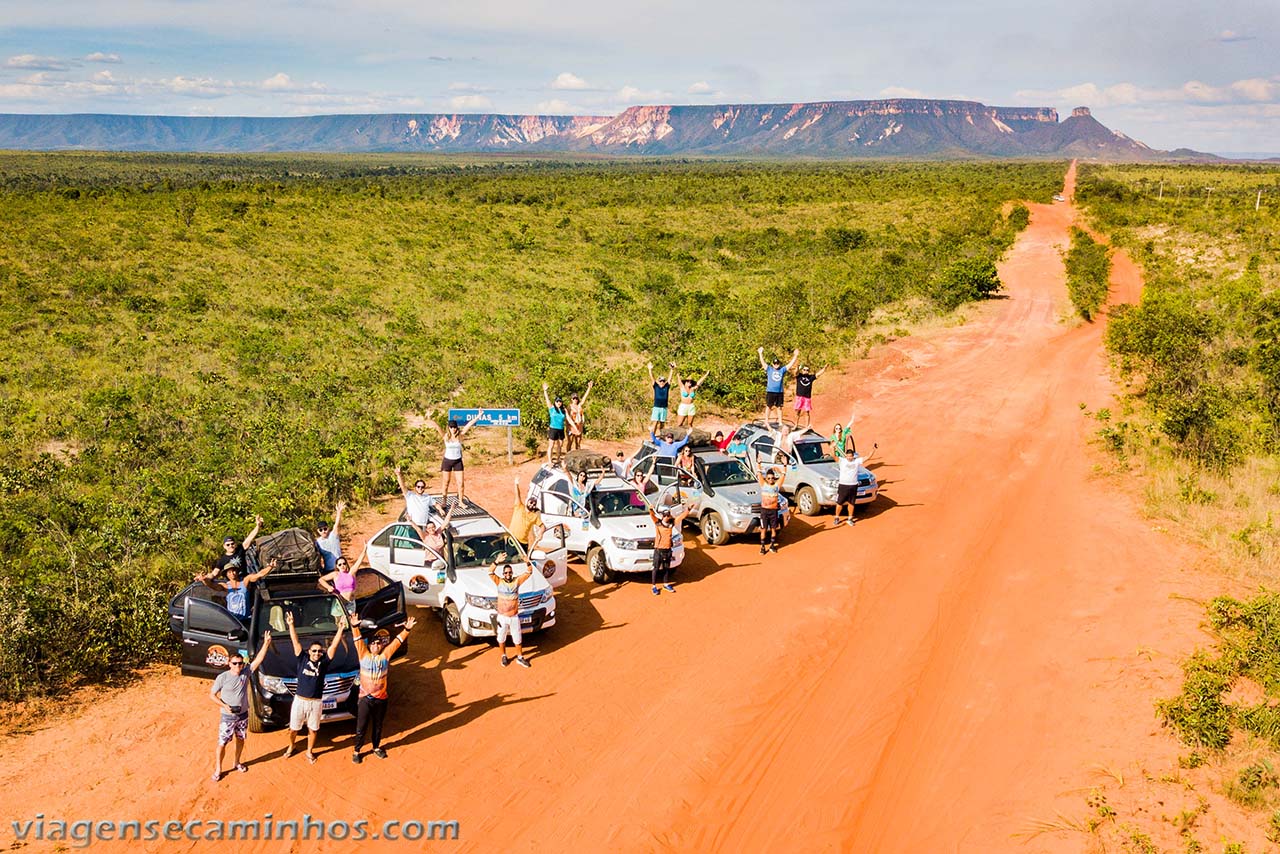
[647,361,676,434]
[283,610,347,765]
[509,477,546,553]
[209,633,272,782]
[565,380,594,453]
[426,408,484,507]
[212,515,263,578]
[489,554,534,669]
[542,383,570,466]
[315,502,345,573]
[351,613,416,763]
[758,346,799,428]
[647,502,690,596]
[196,558,278,622]
[676,369,710,428]
[754,456,788,554]
[793,364,827,428]
[394,465,433,540]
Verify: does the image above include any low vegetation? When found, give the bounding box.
[1063,226,1111,321]
[0,153,1060,700]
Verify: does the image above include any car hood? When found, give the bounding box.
[256,635,360,681]
[712,484,761,503]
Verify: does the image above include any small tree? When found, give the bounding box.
[931,257,1002,311]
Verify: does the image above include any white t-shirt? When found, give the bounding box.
[316,531,341,571]
[837,456,863,486]
[612,459,629,479]
[444,438,463,461]
[404,491,434,525]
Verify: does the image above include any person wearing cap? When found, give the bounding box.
[212,515,263,578]
[647,361,676,434]
[565,380,594,452]
[283,610,346,764]
[315,501,346,573]
[758,346,799,428]
[489,555,534,668]
[393,464,433,540]
[649,428,690,461]
[835,444,876,527]
[425,408,483,507]
[754,454,788,554]
[793,364,827,428]
[647,501,690,595]
[196,558,278,622]
[350,613,416,763]
[542,382,569,466]
[209,630,272,782]
[510,477,545,552]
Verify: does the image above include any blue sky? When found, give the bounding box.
[0,0,1277,152]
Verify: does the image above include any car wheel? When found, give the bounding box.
[247,691,267,734]
[796,485,821,516]
[701,511,729,546]
[587,546,613,584]
[443,601,471,646]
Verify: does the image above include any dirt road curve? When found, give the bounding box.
[0,162,1220,852]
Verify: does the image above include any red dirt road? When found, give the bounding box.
[0,163,1221,852]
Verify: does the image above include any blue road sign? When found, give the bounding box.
[448,408,521,428]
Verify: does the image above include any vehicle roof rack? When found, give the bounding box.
[432,494,492,521]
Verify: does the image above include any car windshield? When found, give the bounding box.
[795,441,834,464]
[452,533,524,569]
[259,595,345,637]
[702,460,756,487]
[591,489,649,518]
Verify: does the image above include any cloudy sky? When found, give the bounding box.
[1,0,1277,152]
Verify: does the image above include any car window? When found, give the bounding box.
[187,600,241,634]
[795,441,834,464]
[702,460,756,487]
[267,596,345,636]
[453,533,524,569]
[592,489,648,517]
[370,527,392,547]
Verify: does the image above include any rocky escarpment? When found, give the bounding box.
[0,99,1206,160]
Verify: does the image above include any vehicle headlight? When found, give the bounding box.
[729,504,752,514]
[611,537,643,550]
[821,477,838,489]
[465,594,497,609]
[259,675,287,695]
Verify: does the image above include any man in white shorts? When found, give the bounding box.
[283,611,346,763]
[488,554,534,669]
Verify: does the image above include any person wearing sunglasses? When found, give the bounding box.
[283,611,346,764]
[209,633,271,782]
[393,464,434,540]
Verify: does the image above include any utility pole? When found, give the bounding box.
[1158,179,1164,200]
[1258,189,1263,212]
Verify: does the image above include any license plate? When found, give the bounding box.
[322,700,336,711]
[520,616,534,626]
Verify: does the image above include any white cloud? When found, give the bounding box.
[880,86,925,98]
[447,81,493,93]
[551,72,589,90]
[536,98,574,113]
[91,70,114,83]
[5,54,69,71]
[1017,77,1280,109]
[1217,29,1255,43]
[688,81,712,94]
[616,85,665,104]
[83,52,121,63]
[260,72,294,91]
[449,93,491,110]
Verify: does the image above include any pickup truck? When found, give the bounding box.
[731,421,878,515]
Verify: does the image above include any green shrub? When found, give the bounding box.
[1064,227,1112,321]
[930,257,1002,311]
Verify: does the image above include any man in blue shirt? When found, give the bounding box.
[758,346,799,428]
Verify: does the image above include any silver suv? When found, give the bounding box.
[732,421,878,516]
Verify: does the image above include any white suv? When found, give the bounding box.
[530,464,685,584]
[364,496,570,645]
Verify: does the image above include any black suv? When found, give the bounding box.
[168,528,406,733]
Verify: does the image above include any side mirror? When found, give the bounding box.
[430,558,446,573]
[529,549,547,562]
[229,627,248,642]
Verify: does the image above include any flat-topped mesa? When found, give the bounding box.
[992,106,1060,124]
[1071,106,1093,118]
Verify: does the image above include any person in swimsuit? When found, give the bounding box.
[647,362,676,434]
[793,364,827,428]
[754,456,788,555]
[319,553,359,608]
[675,370,710,428]
[565,381,594,452]
[489,555,534,668]
[542,383,569,466]
[426,408,483,506]
[758,346,799,428]
[196,558,278,622]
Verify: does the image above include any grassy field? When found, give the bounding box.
[0,153,1062,700]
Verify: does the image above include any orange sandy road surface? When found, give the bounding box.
[0,162,1217,852]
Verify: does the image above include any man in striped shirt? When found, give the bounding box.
[350,613,416,764]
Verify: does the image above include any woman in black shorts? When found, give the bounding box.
[754,456,788,554]
[542,383,569,465]
[427,408,482,505]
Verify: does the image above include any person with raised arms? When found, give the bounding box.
[758,346,799,428]
[834,444,876,527]
[754,454,788,555]
[542,383,570,466]
[196,558,278,623]
[647,361,676,434]
[350,612,416,763]
[283,610,346,765]
[565,380,594,452]
[675,369,710,428]
[394,464,433,541]
[646,501,691,596]
[314,501,346,573]
[792,363,827,428]
[209,632,271,782]
[426,408,483,506]
[830,403,859,458]
[489,554,534,669]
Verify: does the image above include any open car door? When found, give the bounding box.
[181,597,250,679]
[532,523,571,588]
[366,522,446,608]
[353,569,409,659]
